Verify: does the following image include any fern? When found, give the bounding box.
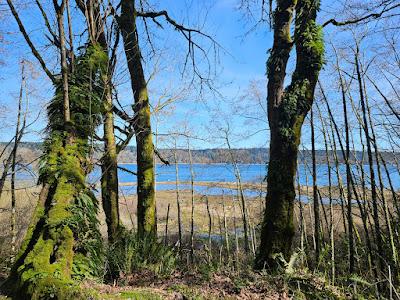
[349,275,372,287]
[107,231,178,280]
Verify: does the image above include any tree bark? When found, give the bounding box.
[119,0,156,237]
[75,0,121,243]
[53,0,70,126]
[255,0,324,270]
[336,58,355,274]
[11,63,26,256]
[4,2,103,298]
[101,83,121,242]
[310,108,320,264]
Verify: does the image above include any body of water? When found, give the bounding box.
[100,163,400,196]
[15,163,400,197]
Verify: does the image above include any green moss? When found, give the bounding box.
[120,290,162,300]
[13,175,76,297]
[7,42,106,299]
[137,130,156,236]
[256,0,324,270]
[15,205,45,261]
[27,277,97,300]
[168,285,204,300]
[277,80,309,142]
[138,87,149,103]
[102,290,162,300]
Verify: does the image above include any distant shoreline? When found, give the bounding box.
[119,162,267,166]
[3,142,397,164]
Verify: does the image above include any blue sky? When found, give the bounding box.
[1,0,398,150]
[0,0,273,149]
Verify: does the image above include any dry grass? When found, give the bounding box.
[0,183,40,269]
[0,179,371,258]
[0,180,388,299]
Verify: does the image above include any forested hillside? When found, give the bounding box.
[1,142,399,164]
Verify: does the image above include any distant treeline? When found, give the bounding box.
[1,142,398,164]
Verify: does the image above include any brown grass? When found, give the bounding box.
[0,179,372,257]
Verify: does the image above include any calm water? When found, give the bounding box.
[97,163,400,197]
[16,163,400,197]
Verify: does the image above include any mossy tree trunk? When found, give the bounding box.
[4,1,104,298]
[6,142,82,299]
[255,0,324,270]
[99,39,120,244]
[76,0,122,243]
[3,47,104,300]
[4,3,79,296]
[119,0,156,237]
[101,83,121,242]
[5,133,103,299]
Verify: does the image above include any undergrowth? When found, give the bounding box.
[106,230,178,283]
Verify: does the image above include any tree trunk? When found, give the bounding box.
[310,108,320,264]
[5,135,101,299]
[101,85,120,242]
[255,0,324,270]
[4,2,103,298]
[355,46,385,278]
[99,31,120,244]
[119,0,156,237]
[54,0,70,126]
[316,103,335,283]
[225,130,250,253]
[335,58,355,274]
[174,141,183,248]
[76,0,121,244]
[10,63,26,256]
[188,140,195,263]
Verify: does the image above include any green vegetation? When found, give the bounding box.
[102,290,162,300]
[106,231,177,281]
[2,45,106,299]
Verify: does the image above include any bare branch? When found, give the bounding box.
[135,9,221,82]
[118,165,137,175]
[34,0,60,46]
[323,2,400,27]
[154,148,170,165]
[6,0,56,83]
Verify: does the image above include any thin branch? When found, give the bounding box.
[118,165,137,175]
[6,0,56,83]
[34,0,60,47]
[323,2,400,27]
[154,148,170,165]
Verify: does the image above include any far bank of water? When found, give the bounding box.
[90,163,400,197]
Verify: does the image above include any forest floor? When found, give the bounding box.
[87,272,292,299]
[0,272,339,299]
